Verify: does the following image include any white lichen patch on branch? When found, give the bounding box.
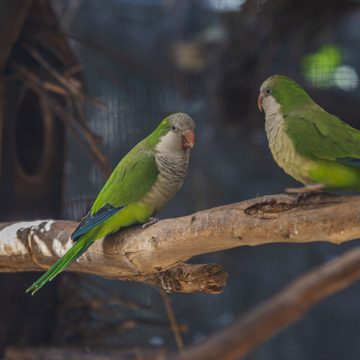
[0,220,51,256]
[27,220,56,257]
[28,220,55,236]
[53,238,72,257]
[43,220,55,232]
[32,234,52,257]
[0,220,57,257]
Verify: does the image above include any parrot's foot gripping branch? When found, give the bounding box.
[141,217,160,229]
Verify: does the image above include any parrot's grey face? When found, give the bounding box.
[157,113,195,155]
[258,79,281,118]
[258,79,273,112]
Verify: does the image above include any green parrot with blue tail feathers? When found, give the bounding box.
[26,112,195,295]
[258,75,360,192]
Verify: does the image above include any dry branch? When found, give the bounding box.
[0,193,360,293]
[12,63,112,177]
[22,43,105,108]
[161,291,185,352]
[174,246,360,360]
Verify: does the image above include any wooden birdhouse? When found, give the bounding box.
[0,0,84,221]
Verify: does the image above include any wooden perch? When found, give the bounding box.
[0,193,360,293]
[174,246,360,360]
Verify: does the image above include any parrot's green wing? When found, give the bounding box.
[72,141,159,240]
[71,204,122,240]
[91,143,159,212]
[285,108,360,166]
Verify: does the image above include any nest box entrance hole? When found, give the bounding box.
[14,89,45,177]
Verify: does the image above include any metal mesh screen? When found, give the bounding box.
[50,0,360,358]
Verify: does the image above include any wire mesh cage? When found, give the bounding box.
[1,0,360,359]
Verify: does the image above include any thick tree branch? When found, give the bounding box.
[174,246,360,360]
[0,194,359,293]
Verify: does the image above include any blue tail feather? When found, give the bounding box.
[26,236,94,295]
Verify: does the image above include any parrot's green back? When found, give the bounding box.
[285,107,360,190]
[26,113,195,295]
[260,75,360,190]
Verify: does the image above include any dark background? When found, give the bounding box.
[1,0,360,359]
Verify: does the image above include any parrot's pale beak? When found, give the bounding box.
[257,93,263,112]
[182,129,195,149]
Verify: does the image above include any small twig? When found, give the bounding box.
[66,95,103,145]
[175,246,360,360]
[64,64,82,76]
[12,63,111,176]
[22,42,106,108]
[22,43,83,98]
[161,291,185,352]
[42,81,68,96]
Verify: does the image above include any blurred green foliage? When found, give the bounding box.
[301,44,342,87]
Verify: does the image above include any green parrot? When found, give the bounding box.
[258,75,360,192]
[26,113,195,295]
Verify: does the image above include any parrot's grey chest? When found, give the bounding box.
[142,150,189,212]
[265,107,313,185]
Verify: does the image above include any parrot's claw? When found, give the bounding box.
[141,217,159,229]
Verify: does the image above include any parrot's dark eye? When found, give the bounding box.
[264,87,271,96]
[171,126,176,131]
